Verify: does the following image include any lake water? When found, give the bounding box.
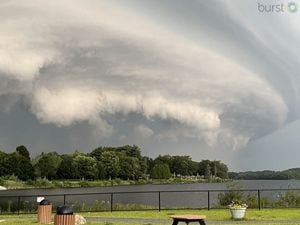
[0,180,299,211]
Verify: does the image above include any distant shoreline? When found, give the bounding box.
[229,168,300,180]
[1,177,230,190]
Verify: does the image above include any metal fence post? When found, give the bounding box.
[207,191,210,210]
[17,196,20,215]
[110,193,113,212]
[63,194,66,205]
[158,191,161,212]
[258,190,261,210]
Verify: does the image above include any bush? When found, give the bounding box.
[150,164,171,179]
[2,175,25,189]
[32,177,54,188]
[218,183,243,207]
[274,190,300,207]
[91,200,109,211]
[245,193,258,208]
[79,180,90,187]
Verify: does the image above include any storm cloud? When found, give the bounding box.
[0,0,299,169]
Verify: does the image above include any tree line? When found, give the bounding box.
[229,168,300,180]
[0,145,229,181]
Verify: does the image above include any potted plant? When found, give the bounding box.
[228,200,247,219]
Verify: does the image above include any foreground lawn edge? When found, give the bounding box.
[81,208,300,221]
[1,208,300,223]
[1,221,300,225]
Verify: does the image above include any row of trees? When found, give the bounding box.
[149,155,228,179]
[229,168,300,180]
[0,145,229,181]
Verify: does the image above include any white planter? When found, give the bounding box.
[229,207,246,219]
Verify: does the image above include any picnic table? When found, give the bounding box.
[170,215,206,225]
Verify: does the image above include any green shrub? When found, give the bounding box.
[91,200,109,211]
[150,164,171,179]
[245,193,258,208]
[218,183,243,207]
[274,190,300,207]
[33,177,54,188]
[79,180,90,187]
[113,203,154,210]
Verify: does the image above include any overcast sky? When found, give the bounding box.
[0,0,300,171]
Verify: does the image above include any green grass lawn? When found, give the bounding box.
[0,209,300,225]
[81,208,300,220]
[0,220,299,225]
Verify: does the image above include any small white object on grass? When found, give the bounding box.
[75,214,86,225]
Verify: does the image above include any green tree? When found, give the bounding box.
[117,145,142,158]
[119,155,141,180]
[5,152,34,180]
[73,154,98,179]
[34,152,62,179]
[205,163,211,179]
[16,145,30,160]
[212,161,218,177]
[99,151,120,179]
[170,156,194,176]
[153,155,172,167]
[56,154,75,179]
[209,160,227,178]
[89,147,103,161]
[140,156,150,176]
[0,150,8,176]
[198,160,211,177]
[215,161,229,179]
[96,162,106,179]
[198,160,229,179]
[150,164,171,179]
[190,161,199,176]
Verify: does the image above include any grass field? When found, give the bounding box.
[0,209,300,225]
[0,222,300,225]
[81,208,300,220]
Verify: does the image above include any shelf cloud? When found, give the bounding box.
[0,0,299,169]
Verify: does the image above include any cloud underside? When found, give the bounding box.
[0,0,288,151]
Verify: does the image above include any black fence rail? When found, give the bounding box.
[0,188,300,214]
